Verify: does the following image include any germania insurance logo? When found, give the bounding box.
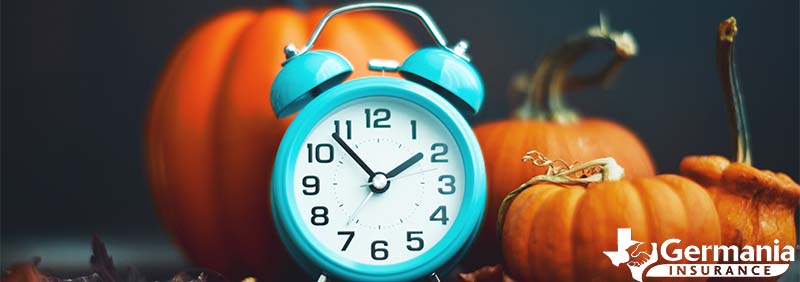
[603,228,797,282]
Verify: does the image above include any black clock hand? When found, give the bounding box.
[386,152,423,178]
[332,133,375,176]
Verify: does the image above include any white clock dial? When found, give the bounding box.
[292,96,465,265]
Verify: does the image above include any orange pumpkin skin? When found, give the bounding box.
[680,156,799,282]
[471,118,655,263]
[466,21,657,265]
[145,6,416,278]
[501,175,720,282]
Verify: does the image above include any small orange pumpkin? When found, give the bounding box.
[679,18,799,281]
[499,152,721,282]
[470,19,656,264]
[145,6,416,278]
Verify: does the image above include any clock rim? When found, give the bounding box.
[271,76,486,281]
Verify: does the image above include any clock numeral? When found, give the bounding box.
[310,206,329,226]
[438,175,456,195]
[334,120,352,140]
[306,143,334,163]
[337,231,354,251]
[406,231,424,251]
[365,108,391,128]
[302,175,320,195]
[430,143,448,163]
[410,120,417,140]
[429,205,449,225]
[371,240,389,260]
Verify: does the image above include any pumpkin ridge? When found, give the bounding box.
[147,11,226,243]
[499,181,536,279]
[625,179,654,244]
[530,186,583,281]
[622,180,653,281]
[211,7,305,276]
[748,185,765,247]
[572,180,647,281]
[471,120,511,261]
[149,43,193,263]
[509,184,561,281]
[635,177,688,237]
[679,155,730,187]
[212,10,269,273]
[146,34,191,249]
[569,187,590,282]
[655,175,722,247]
[483,121,510,155]
[722,163,800,207]
[634,177,698,279]
[157,10,258,273]
[489,122,526,216]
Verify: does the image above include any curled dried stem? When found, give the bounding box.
[496,151,624,242]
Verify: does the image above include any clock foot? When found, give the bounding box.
[314,272,441,281]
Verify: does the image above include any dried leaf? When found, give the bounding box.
[90,235,120,282]
[2,236,239,282]
[457,265,515,282]
[43,273,103,282]
[123,266,146,282]
[170,270,226,282]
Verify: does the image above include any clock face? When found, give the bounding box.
[292,96,465,265]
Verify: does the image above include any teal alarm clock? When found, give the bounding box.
[270,3,486,281]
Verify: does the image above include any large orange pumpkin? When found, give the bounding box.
[499,153,720,282]
[469,19,656,264]
[679,18,799,282]
[145,6,416,278]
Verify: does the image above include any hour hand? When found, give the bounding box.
[332,133,375,176]
[386,152,424,178]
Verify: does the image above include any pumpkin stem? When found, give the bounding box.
[496,152,625,242]
[717,17,751,165]
[513,13,638,123]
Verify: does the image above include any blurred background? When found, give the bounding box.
[2,0,798,280]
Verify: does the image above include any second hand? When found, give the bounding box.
[347,191,374,226]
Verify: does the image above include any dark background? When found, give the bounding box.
[2,0,798,279]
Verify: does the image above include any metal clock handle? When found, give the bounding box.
[283,2,470,61]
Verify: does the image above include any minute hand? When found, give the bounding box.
[386,152,424,178]
[331,133,375,176]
